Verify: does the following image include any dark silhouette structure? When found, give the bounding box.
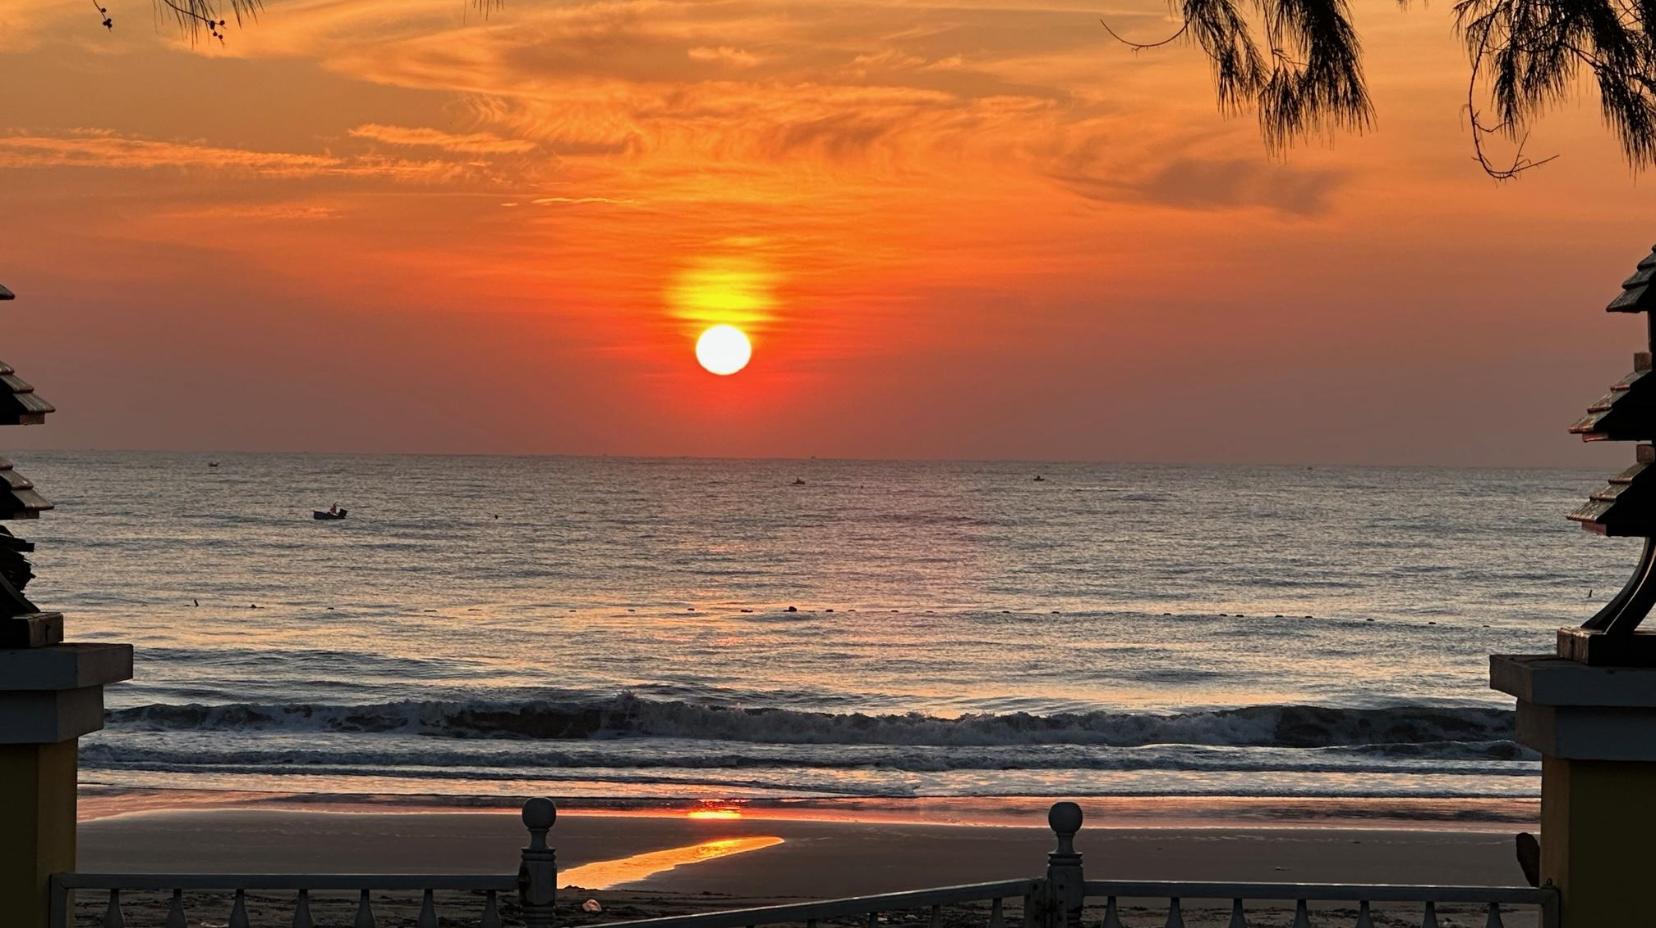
[0,283,59,648]
[1565,245,1656,663]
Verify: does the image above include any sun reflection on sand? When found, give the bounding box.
[561,836,784,890]
[687,809,744,820]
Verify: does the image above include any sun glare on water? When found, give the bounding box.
[695,325,752,376]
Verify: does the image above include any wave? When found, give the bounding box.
[78,736,1536,773]
[107,695,1516,751]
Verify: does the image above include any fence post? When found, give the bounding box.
[1044,802,1085,928]
[518,798,557,928]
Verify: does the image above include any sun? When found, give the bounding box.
[695,324,752,376]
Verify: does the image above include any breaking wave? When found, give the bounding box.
[108,694,1516,752]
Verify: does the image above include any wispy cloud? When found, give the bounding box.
[687,45,762,68]
[528,195,638,206]
[1059,156,1350,216]
[0,129,472,182]
[348,123,540,155]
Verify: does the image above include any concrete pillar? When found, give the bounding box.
[0,642,132,928]
[1492,653,1656,927]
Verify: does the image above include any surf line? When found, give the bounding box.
[561,836,784,890]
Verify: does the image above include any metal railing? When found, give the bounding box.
[53,874,518,928]
[51,799,1558,928]
[50,797,556,928]
[1079,881,1556,927]
[597,880,1043,928]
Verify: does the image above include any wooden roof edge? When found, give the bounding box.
[1,487,53,512]
[0,284,12,301]
[1608,285,1656,313]
[1609,247,1656,311]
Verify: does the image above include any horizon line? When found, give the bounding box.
[0,445,1613,472]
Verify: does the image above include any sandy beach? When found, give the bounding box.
[72,801,1539,927]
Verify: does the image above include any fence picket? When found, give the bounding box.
[1292,899,1312,928]
[1485,902,1504,928]
[293,888,314,928]
[1354,900,1373,928]
[355,888,377,928]
[1101,896,1124,928]
[481,890,502,928]
[1421,901,1438,928]
[230,888,250,928]
[101,889,124,928]
[989,897,1005,928]
[1165,897,1184,928]
[417,888,438,928]
[1227,899,1247,928]
[165,889,186,928]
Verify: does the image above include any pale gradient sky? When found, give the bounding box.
[1,0,1653,465]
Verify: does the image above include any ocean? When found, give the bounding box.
[13,453,1631,811]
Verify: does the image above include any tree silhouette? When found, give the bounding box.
[1103,0,1656,177]
[102,0,261,43]
[98,0,495,38]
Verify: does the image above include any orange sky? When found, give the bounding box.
[2,0,1654,464]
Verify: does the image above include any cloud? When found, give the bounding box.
[161,202,344,221]
[528,196,638,206]
[1127,158,1349,216]
[0,129,472,182]
[347,123,540,155]
[687,45,762,68]
[1050,136,1350,216]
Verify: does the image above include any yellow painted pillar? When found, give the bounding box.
[0,643,132,928]
[1537,756,1656,926]
[1492,654,1656,927]
[0,741,79,928]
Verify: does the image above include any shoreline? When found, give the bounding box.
[78,786,1539,832]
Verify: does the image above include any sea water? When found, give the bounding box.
[12,453,1631,807]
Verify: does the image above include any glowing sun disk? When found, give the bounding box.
[696,325,752,375]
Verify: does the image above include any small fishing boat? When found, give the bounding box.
[313,507,348,521]
[792,478,806,486]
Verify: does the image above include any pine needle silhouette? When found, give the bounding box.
[1104,0,1654,177]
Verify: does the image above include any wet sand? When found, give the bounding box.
[73,806,1538,926]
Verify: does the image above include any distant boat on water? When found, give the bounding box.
[208,461,219,468]
[792,478,806,486]
[313,506,348,521]
[1033,475,1046,482]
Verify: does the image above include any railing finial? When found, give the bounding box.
[1047,802,1082,857]
[523,797,557,852]
[519,798,558,928]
